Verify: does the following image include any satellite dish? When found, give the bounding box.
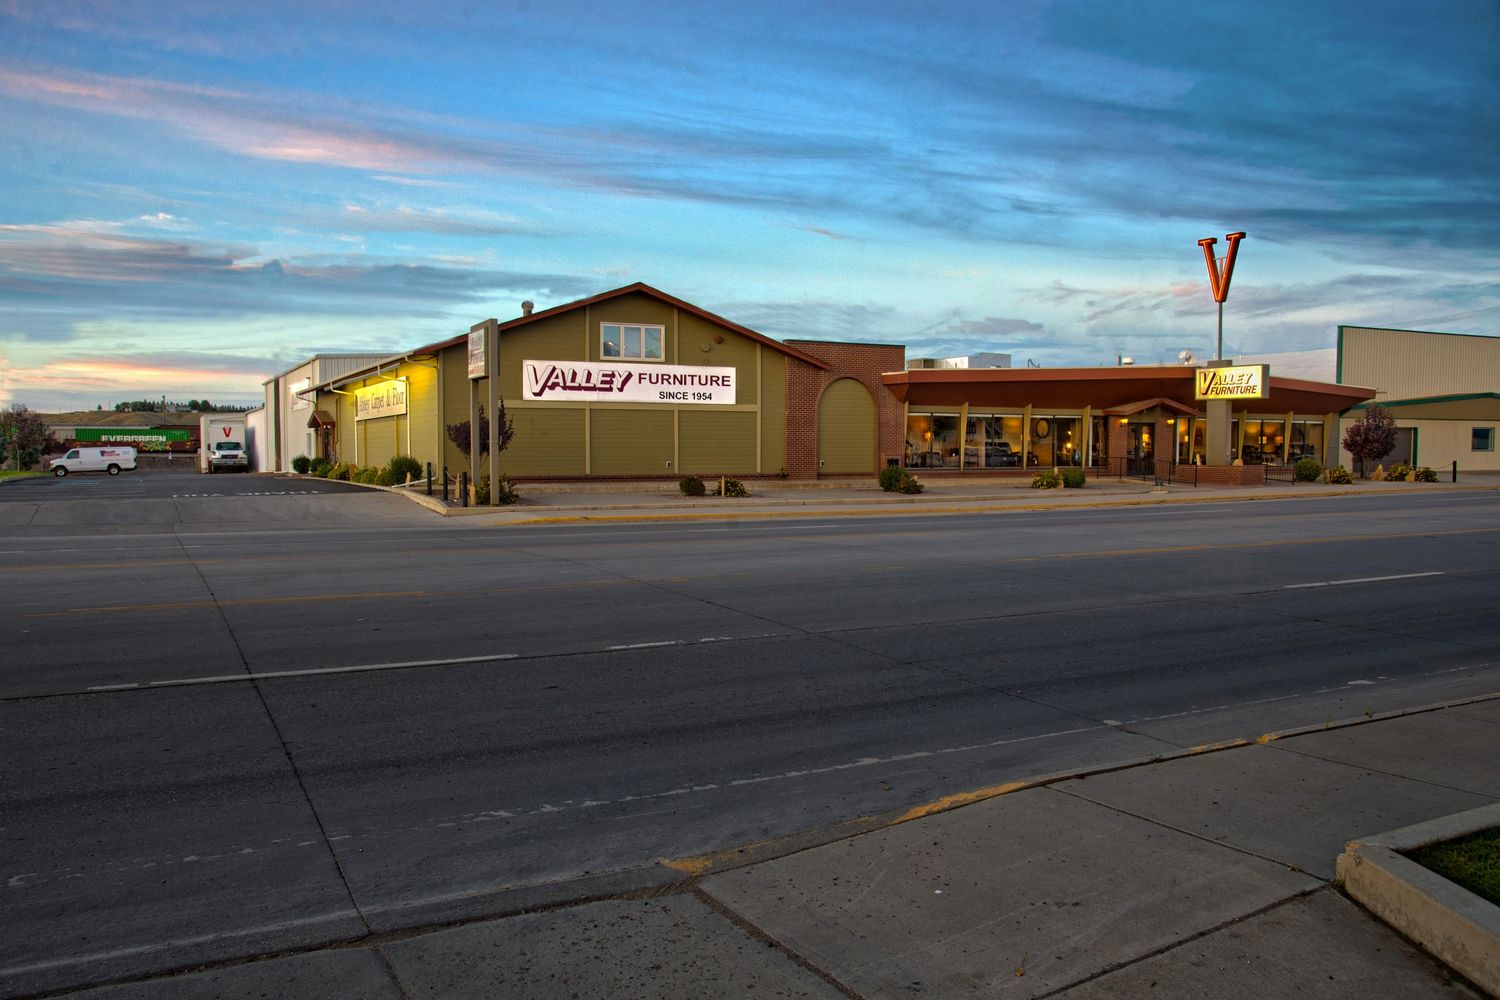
[1178,350,1196,365]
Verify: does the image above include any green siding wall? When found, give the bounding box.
[405,364,439,468]
[590,409,674,475]
[680,410,757,473]
[819,378,876,473]
[761,354,787,473]
[505,407,586,476]
[440,343,470,473]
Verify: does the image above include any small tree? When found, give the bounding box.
[0,404,60,471]
[446,401,514,472]
[1342,404,1397,478]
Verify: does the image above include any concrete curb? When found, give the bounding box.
[661,690,1500,879]
[407,484,1500,522]
[1337,802,1500,997]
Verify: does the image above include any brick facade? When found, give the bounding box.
[784,340,906,479]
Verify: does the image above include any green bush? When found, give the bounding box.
[1031,470,1062,489]
[328,461,351,481]
[374,467,395,486]
[1414,466,1438,482]
[1061,468,1086,489]
[386,455,423,485]
[473,474,519,505]
[722,478,751,498]
[310,459,333,478]
[879,465,908,492]
[291,454,311,474]
[352,466,378,484]
[1385,462,1413,482]
[897,474,923,494]
[1326,465,1354,484]
[1294,457,1322,482]
[679,476,706,496]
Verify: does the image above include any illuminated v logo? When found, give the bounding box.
[1197,231,1246,303]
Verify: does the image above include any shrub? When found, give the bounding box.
[387,454,423,486]
[473,474,519,505]
[679,476,706,496]
[722,478,751,498]
[375,467,395,486]
[879,465,907,492]
[1294,457,1322,482]
[1031,470,1062,489]
[310,458,333,478]
[893,472,924,494]
[1385,462,1412,482]
[1326,465,1354,484]
[1061,468,1086,489]
[352,466,378,484]
[291,454,311,474]
[328,462,352,481]
[1413,466,1438,482]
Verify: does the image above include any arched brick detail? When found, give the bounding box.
[784,340,905,478]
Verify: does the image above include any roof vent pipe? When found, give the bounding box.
[521,300,534,316]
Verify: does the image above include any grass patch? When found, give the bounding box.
[0,470,42,480]
[1407,827,1500,906]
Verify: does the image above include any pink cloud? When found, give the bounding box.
[0,66,462,174]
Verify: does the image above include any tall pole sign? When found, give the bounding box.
[1196,231,1245,467]
[1197,231,1245,361]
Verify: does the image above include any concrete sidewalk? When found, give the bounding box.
[403,471,1500,525]
[52,696,1500,999]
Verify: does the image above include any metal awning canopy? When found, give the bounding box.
[881,367,1376,414]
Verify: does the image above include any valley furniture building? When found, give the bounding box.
[274,282,1378,485]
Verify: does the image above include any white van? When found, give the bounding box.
[49,447,138,477]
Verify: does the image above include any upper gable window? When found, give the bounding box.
[601,323,664,361]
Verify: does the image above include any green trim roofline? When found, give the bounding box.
[1350,392,1500,411]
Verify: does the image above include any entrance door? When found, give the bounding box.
[1127,422,1155,476]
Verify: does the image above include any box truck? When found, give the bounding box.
[200,414,251,473]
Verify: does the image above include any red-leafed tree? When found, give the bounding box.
[1341,404,1397,477]
[445,401,514,471]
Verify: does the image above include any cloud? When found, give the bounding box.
[338,204,534,237]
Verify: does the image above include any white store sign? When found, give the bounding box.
[522,360,736,404]
[355,380,408,420]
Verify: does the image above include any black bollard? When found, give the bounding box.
[1453,460,1458,483]
[426,462,433,495]
[442,466,449,503]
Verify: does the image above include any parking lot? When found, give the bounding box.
[0,471,367,503]
[0,471,433,534]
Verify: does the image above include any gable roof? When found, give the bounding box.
[322,282,830,389]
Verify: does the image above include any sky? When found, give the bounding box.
[1,0,1496,411]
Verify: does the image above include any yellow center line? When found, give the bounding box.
[25,525,1494,618]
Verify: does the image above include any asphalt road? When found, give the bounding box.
[3,487,1499,996]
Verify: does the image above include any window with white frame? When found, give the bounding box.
[1474,427,1495,452]
[601,323,664,361]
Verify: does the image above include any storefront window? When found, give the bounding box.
[1175,420,1190,464]
[1290,421,1322,463]
[959,414,1025,467]
[905,413,961,467]
[1042,416,1082,466]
